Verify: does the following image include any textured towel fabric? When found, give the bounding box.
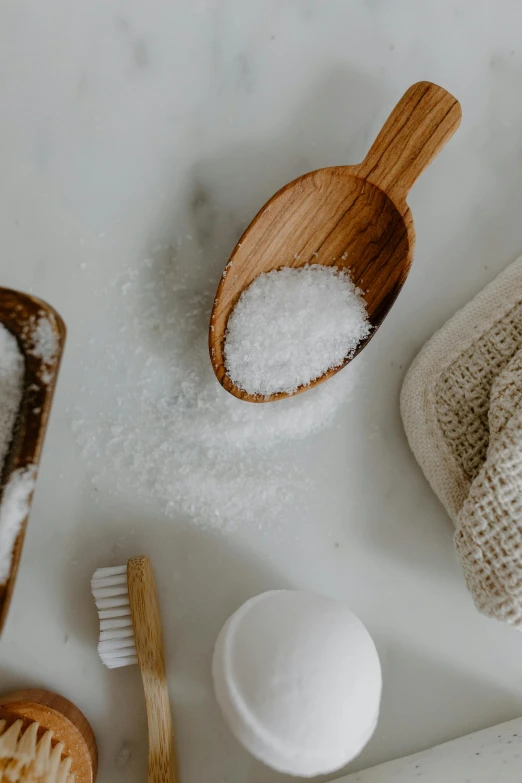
[456,406,522,626]
[401,257,522,628]
[488,348,522,448]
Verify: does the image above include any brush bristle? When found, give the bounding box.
[91,564,138,669]
[0,719,74,783]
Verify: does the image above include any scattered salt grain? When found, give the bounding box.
[0,324,24,471]
[0,323,30,584]
[28,315,58,384]
[30,316,57,365]
[74,253,362,533]
[0,466,36,583]
[224,265,371,396]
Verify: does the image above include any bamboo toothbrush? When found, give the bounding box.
[91,556,177,783]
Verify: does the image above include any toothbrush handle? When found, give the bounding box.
[128,556,178,783]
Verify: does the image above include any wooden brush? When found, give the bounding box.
[91,556,178,783]
[0,719,73,783]
[0,689,97,783]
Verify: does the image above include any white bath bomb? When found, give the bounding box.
[212,590,381,777]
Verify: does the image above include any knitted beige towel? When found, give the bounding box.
[488,347,522,447]
[401,256,522,627]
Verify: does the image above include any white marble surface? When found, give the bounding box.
[2,1,522,781]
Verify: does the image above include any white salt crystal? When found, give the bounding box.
[224,265,371,396]
[0,466,36,583]
[0,324,29,584]
[28,315,58,384]
[73,257,361,533]
[0,325,24,471]
[30,316,57,364]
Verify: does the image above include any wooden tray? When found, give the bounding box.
[0,287,66,635]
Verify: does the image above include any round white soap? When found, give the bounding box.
[212,590,381,777]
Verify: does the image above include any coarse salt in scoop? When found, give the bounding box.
[224,265,370,397]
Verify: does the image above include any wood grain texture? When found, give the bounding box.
[0,688,97,782]
[209,81,461,402]
[0,289,66,634]
[357,81,462,202]
[128,556,178,783]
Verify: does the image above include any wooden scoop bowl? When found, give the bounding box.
[209,81,461,402]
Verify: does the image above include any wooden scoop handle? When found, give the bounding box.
[128,556,178,783]
[357,81,461,204]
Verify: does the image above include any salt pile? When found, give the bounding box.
[0,324,24,471]
[0,323,27,582]
[30,315,57,364]
[224,265,371,396]
[74,253,362,532]
[0,467,36,582]
[29,315,58,384]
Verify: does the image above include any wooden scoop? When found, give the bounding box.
[209,81,461,402]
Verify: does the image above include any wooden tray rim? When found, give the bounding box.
[0,287,66,635]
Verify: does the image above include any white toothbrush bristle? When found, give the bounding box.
[91,564,137,669]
